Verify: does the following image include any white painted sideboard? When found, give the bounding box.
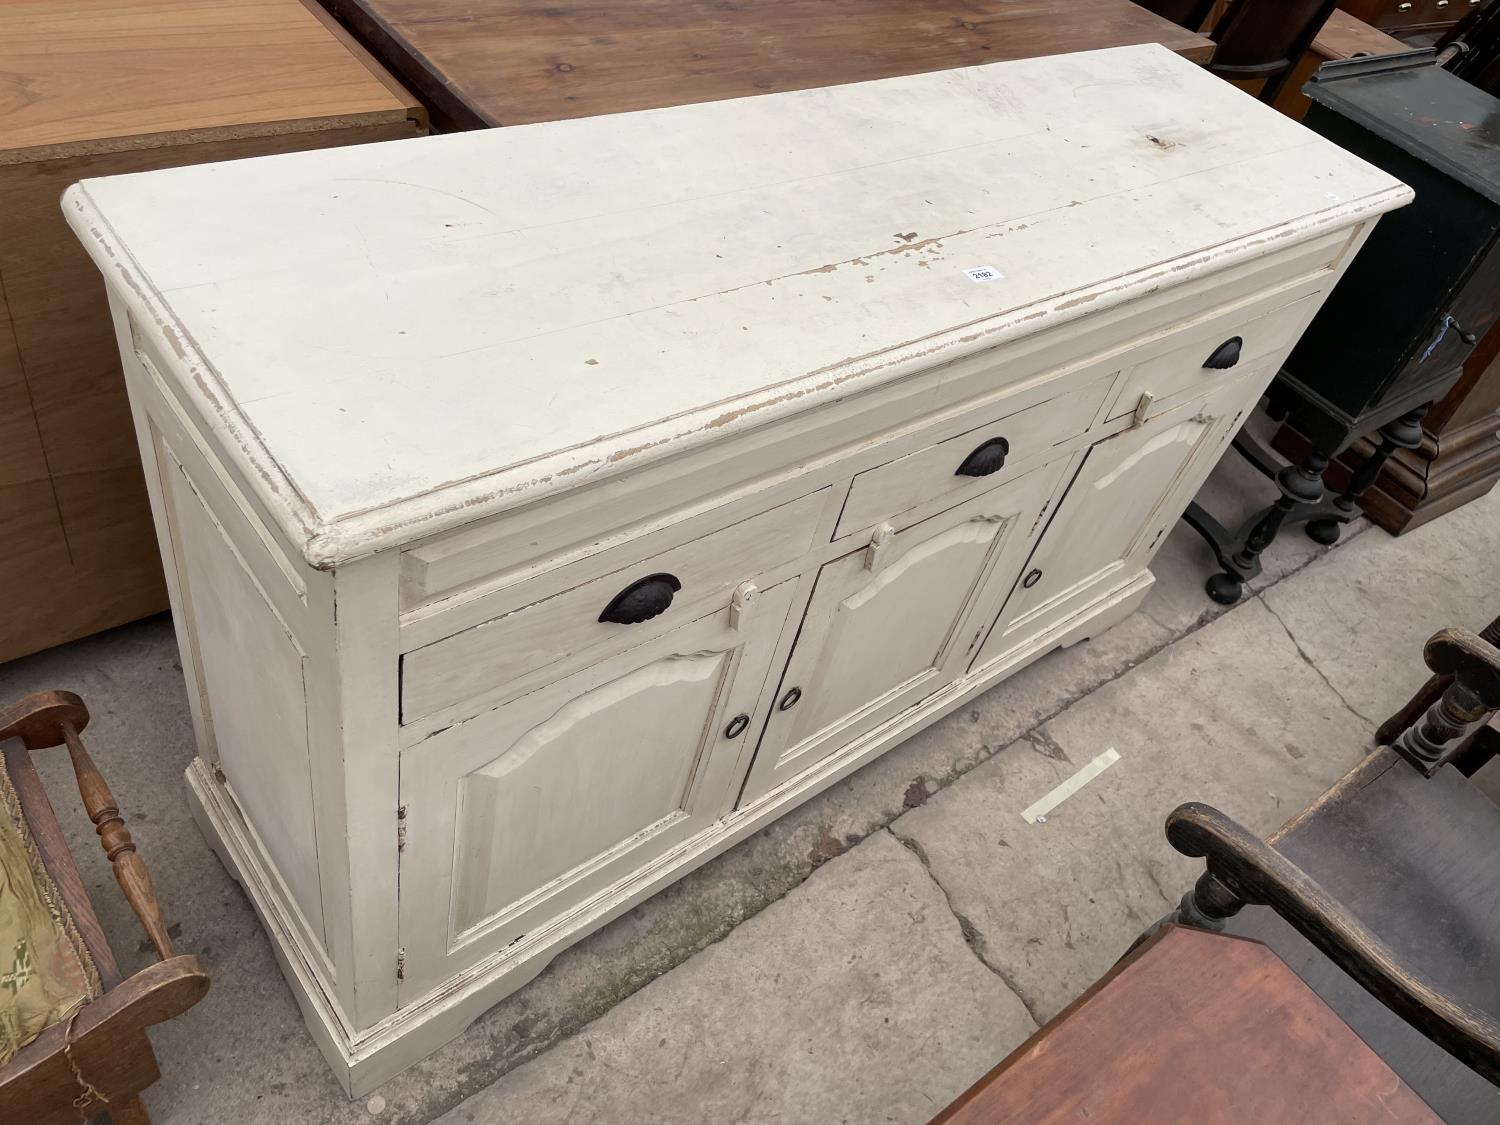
[66,44,1409,1094]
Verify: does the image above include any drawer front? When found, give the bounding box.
[397,227,1356,620]
[401,489,828,723]
[1108,292,1318,426]
[834,372,1111,538]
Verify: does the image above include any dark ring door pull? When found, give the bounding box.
[778,687,802,711]
[956,436,1010,478]
[1022,568,1043,589]
[724,714,751,739]
[1203,337,1242,370]
[598,573,682,624]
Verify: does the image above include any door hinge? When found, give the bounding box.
[397,805,407,852]
[396,948,406,982]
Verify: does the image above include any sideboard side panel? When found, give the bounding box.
[107,292,368,1029]
[161,451,329,956]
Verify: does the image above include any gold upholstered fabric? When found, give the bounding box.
[0,756,100,1067]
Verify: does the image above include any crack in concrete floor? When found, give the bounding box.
[1259,594,1382,731]
[887,826,1047,1029]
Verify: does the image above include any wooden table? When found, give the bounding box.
[0,1,427,664]
[321,0,1214,130]
[934,925,1441,1124]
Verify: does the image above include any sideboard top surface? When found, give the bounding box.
[66,44,1410,567]
[0,0,419,163]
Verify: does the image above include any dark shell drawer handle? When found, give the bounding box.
[598,573,682,624]
[1203,337,1242,370]
[955,436,1011,478]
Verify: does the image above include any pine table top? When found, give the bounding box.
[0,0,422,164]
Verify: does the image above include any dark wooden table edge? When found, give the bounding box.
[930,924,1190,1124]
[316,1,1214,132]
[323,0,492,130]
[928,922,1432,1125]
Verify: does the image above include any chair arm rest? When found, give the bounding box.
[0,689,90,749]
[1167,801,1500,1085]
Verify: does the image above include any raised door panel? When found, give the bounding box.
[161,443,328,960]
[975,375,1259,669]
[741,458,1071,804]
[397,581,796,998]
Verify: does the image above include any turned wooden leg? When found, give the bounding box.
[1391,629,1500,776]
[59,720,176,959]
[1212,452,1327,604]
[1307,406,1428,546]
[1378,614,1500,746]
[1176,869,1245,931]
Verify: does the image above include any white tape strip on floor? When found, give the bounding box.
[1020,747,1121,825]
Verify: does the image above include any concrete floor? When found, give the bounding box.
[4,441,1497,1124]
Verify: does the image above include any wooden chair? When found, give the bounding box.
[1210,0,1341,102]
[1136,0,1341,102]
[0,691,208,1125]
[1377,611,1500,770]
[1163,627,1500,1122]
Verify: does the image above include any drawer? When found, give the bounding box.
[400,488,828,723]
[398,229,1356,618]
[1369,0,1468,32]
[835,373,1111,538]
[1108,292,1318,426]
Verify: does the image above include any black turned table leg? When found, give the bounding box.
[1183,452,1327,605]
[1305,406,1428,546]
[1183,401,1436,605]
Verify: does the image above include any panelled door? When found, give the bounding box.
[739,457,1072,804]
[397,581,796,998]
[973,374,1258,671]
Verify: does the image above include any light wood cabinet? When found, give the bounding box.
[0,0,426,665]
[68,47,1409,1093]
